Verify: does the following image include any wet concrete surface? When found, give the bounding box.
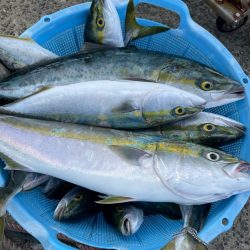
[0,0,249,249]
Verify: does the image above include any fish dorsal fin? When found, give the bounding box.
[0,151,31,172]
[96,195,135,204]
[109,145,153,166]
[111,100,139,113]
[124,0,170,46]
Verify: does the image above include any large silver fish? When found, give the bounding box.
[0,47,244,108]
[0,35,57,80]
[0,116,249,205]
[0,80,206,129]
[84,0,168,48]
[136,112,245,145]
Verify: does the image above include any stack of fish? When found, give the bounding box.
[0,0,248,249]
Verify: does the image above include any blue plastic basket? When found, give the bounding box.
[1,0,250,249]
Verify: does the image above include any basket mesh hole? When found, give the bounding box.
[222,218,229,226]
[136,3,180,29]
[243,78,248,84]
[44,17,51,23]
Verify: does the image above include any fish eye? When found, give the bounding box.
[174,107,186,116]
[74,194,83,201]
[201,81,213,91]
[203,123,216,132]
[206,152,220,162]
[96,17,105,28]
[116,206,124,212]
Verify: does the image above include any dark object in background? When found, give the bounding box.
[204,0,250,32]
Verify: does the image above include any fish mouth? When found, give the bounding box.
[236,162,250,175]
[54,200,68,221]
[224,162,250,178]
[208,86,245,108]
[223,119,246,137]
[121,216,132,236]
[223,118,245,132]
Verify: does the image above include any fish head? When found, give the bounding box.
[54,188,87,221]
[161,228,208,250]
[196,116,245,144]
[84,0,124,47]
[194,75,245,108]
[154,142,250,203]
[142,87,206,125]
[113,205,144,236]
[158,66,245,108]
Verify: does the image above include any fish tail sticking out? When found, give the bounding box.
[124,0,170,46]
[161,227,208,250]
[0,171,28,249]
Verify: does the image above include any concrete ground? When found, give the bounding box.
[0,0,249,249]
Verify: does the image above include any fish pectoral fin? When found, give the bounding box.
[96,195,136,204]
[2,86,52,107]
[0,152,32,172]
[109,145,153,166]
[123,77,155,83]
[125,0,170,46]
[111,100,139,113]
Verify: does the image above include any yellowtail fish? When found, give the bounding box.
[0,80,206,129]
[136,112,245,145]
[0,35,57,80]
[84,0,169,48]
[103,204,144,236]
[0,47,244,108]
[0,116,249,206]
[54,186,99,221]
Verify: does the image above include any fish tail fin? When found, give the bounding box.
[124,0,169,46]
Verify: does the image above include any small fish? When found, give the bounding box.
[84,0,168,48]
[103,204,144,236]
[43,177,74,199]
[54,186,99,221]
[0,47,243,107]
[0,80,206,129]
[136,112,245,145]
[23,173,50,191]
[0,116,250,205]
[161,205,210,250]
[0,35,57,79]
[134,202,181,220]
